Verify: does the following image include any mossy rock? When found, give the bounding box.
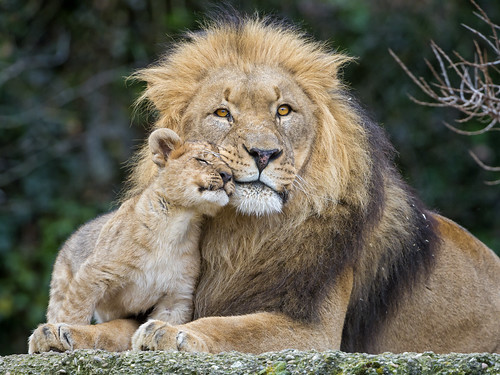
[0,349,499,374]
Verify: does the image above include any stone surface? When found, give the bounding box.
[1,349,499,374]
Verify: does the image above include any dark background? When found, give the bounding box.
[1,0,498,355]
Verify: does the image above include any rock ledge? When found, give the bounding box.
[1,349,499,374]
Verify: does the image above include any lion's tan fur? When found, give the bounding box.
[29,16,499,354]
[130,17,499,353]
[131,15,411,320]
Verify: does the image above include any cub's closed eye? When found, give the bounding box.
[195,158,209,165]
[277,104,291,116]
[214,108,230,118]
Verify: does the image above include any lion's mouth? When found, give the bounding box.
[230,181,288,216]
[236,181,289,203]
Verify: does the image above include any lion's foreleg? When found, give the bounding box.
[132,268,353,353]
[133,312,334,353]
[132,267,354,354]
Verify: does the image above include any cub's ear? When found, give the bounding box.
[148,128,182,167]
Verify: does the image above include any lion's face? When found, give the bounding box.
[179,66,317,216]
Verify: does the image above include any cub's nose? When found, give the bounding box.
[219,171,232,184]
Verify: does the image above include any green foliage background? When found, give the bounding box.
[0,0,498,355]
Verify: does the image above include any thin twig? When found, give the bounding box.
[469,151,500,185]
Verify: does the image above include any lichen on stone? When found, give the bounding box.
[1,349,498,374]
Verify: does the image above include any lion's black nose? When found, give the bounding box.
[247,147,282,172]
[219,171,232,184]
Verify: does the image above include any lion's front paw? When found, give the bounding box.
[132,320,209,352]
[28,323,75,354]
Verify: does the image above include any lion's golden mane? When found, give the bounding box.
[130,18,371,214]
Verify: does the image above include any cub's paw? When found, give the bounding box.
[28,323,75,354]
[132,320,209,352]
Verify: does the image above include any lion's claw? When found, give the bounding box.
[132,320,209,352]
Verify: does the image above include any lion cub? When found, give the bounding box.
[30,129,234,350]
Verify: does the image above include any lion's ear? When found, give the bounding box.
[148,128,182,167]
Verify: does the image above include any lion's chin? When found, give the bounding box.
[230,182,283,216]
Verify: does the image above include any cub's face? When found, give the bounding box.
[149,128,235,216]
[180,66,317,216]
[163,141,235,215]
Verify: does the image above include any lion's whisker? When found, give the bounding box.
[292,175,339,204]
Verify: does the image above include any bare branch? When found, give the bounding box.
[469,151,500,185]
[443,118,497,136]
[462,24,499,53]
[391,0,500,183]
[469,150,500,172]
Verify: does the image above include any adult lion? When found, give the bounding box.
[30,16,500,354]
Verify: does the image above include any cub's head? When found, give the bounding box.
[149,128,235,215]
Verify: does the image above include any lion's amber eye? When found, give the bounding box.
[214,108,230,118]
[277,104,291,116]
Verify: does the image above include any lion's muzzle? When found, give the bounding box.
[244,146,283,173]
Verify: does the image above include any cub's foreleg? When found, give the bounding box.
[52,261,125,324]
[46,213,113,323]
[46,258,74,323]
[29,319,139,353]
